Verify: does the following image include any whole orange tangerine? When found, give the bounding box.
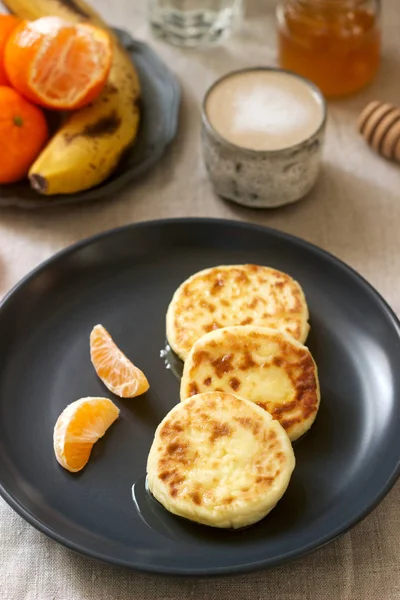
[0,86,48,184]
[4,16,112,111]
[0,14,21,85]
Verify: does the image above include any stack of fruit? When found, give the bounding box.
[0,0,140,196]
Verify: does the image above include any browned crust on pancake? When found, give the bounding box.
[154,393,289,508]
[183,328,319,440]
[168,265,309,359]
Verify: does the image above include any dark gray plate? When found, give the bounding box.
[0,218,400,576]
[0,30,180,209]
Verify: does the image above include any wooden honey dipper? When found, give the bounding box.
[358,101,400,163]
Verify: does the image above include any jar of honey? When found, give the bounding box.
[277,0,381,97]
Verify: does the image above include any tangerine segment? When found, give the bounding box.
[53,397,119,473]
[90,324,150,398]
[5,16,112,110]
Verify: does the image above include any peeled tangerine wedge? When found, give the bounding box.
[90,324,150,398]
[53,397,119,473]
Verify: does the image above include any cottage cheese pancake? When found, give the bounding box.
[181,326,320,441]
[147,392,295,528]
[166,264,309,361]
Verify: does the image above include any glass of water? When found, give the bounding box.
[148,0,243,47]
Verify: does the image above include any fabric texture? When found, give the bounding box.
[1,1,400,598]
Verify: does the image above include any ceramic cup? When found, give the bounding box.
[201,67,327,208]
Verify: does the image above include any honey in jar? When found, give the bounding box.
[277,0,381,98]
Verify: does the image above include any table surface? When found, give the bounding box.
[1,1,400,598]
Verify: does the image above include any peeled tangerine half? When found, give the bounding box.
[90,324,150,398]
[5,16,112,110]
[53,397,119,473]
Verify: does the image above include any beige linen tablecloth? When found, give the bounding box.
[1,1,400,598]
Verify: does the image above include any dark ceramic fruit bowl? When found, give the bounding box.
[0,29,180,209]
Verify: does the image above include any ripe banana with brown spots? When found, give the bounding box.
[3,0,140,195]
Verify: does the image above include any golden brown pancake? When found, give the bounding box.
[166,265,309,361]
[181,326,320,441]
[147,391,295,528]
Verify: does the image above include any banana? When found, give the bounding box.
[3,0,140,195]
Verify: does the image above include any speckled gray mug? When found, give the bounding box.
[201,68,327,209]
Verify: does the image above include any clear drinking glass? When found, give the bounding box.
[148,0,243,47]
